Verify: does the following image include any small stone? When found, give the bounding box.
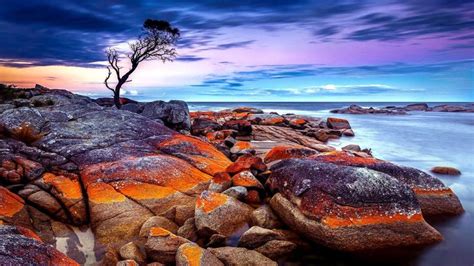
[222,186,248,200]
[208,247,277,266]
[140,216,179,238]
[176,243,224,266]
[119,242,145,264]
[254,240,297,260]
[250,205,282,229]
[145,227,191,264]
[431,166,461,176]
[341,144,361,152]
[116,259,139,266]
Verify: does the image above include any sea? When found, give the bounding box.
[189,102,474,266]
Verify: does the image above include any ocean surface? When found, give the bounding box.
[189,102,474,266]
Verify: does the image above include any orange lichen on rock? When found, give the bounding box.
[149,227,172,237]
[156,135,232,175]
[232,171,263,189]
[42,173,82,199]
[87,182,126,204]
[412,187,455,196]
[322,213,424,228]
[233,141,251,150]
[311,151,379,166]
[16,226,43,242]
[264,145,318,163]
[81,155,213,194]
[181,244,203,266]
[114,181,177,200]
[196,191,228,213]
[226,154,267,175]
[212,172,232,184]
[0,186,25,217]
[261,117,286,125]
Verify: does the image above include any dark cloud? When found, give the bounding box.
[314,26,339,37]
[175,55,207,62]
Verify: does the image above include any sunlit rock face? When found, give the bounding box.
[267,159,443,252]
[310,151,464,216]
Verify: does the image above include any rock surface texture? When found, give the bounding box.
[0,86,464,264]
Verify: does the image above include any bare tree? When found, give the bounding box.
[105,19,180,108]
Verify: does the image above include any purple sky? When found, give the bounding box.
[0,0,473,101]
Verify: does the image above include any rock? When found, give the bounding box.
[226,154,267,175]
[330,104,407,115]
[208,247,277,266]
[405,103,429,111]
[326,117,351,130]
[205,130,236,142]
[431,166,461,176]
[222,186,248,201]
[122,103,145,113]
[140,216,179,237]
[117,259,139,266]
[195,191,253,237]
[95,97,137,107]
[231,107,263,114]
[341,144,361,152]
[250,205,282,229]
[145,227,190,264]
[254,240,297,260]
[223,120,252,136]
[229,141,254,154]
[268,159,443,252]
[176,243,224,266]
[177,218,198,242]
[191,118,222,136]
[208,172,232,193]
[142,100,191,131]
[238,226,282,249]
[264,145,318,163]
[311,151,464,216]
[0,225,79,265]
[119,242,145,264]
[342,129,355,136]
[0,187,32,228]
[252,125,335,152]
[288,118,307,129]
[231,171,264,191]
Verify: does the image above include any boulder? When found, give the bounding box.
[145,227,191,264]
[222,186,248,201]
[140,216,179,237]
[238,226,282,249]
[223,120,252,136]
[254,240,297,260]
[119,242,145,264]
[208,172,232,193]
[264,145,318,163]
[231,107,263,114]
[250,205,282,229]
[176,243,224,266]
[431,166,461,176]
[405,103,429,111]
[177,218,198,242]
[341,144,361,152]
[326,117,351,130]
[231,171,264,191]
[195,191,253,237]
[229,141,254,154]
[208,247,277,266]
[268,159,443,252]
[310,151,464,216]
[226,154,267,175]
[142,100,191,131]
[0,225,78,265]
[191,118,222,136]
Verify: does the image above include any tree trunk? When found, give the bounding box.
[113,84,123,109]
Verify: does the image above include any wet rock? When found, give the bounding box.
[222,186,248,201]
[145,227,191,264]
[254,240,297,260]
[431,166,461,176]
[342,144,361,152]
[326,117,351,130]
[140,216,179,237]
[250,205,282,229]
[231,107,263,114]
[268,159,443,252]
[119,242,146,264]
[342,129,355,136]
[229,141,254,154]
[226,154,267,175]
[405,103,429,111]
[176,243,224,266]
[191,118,222,136]
[0,187,32,228]
[195,191,253,237]
[231,171,264,191]
[0,225,78,265]
[264,145,318,163]
[208,247,277,266]
[142,100,191,131]
[311,151,464,216]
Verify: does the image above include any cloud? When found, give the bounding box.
[175,55,207,62]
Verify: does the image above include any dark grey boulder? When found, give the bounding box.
[142,100,191,131]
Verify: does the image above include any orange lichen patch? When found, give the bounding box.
[232,171,263,189]
[81,155,213,193]
[17,226,43,242]
[226,154,266,174]
[114,181,178,200]
[232,141,251,151]
[212,172,231,184]
[261,117,285,125]
[190,111,217,119]
[290,118,307,125]
[311,151,379,166]
[0,186,25,218]
[196,191,228,213]
[181,244,203,266]
[42,173,82,199]
[87,182,126,204]
[322,213,424,228]
[264,145,317,163]
[205,130,235,142]
[412,187,455,196]
[156,135,232,175]
[149,226,172,237]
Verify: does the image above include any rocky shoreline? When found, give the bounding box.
[0,85,464,265]
[330,103,474,115]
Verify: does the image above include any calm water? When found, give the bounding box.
[190,102,474,266]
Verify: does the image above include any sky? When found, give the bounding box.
[0,0,473,102]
